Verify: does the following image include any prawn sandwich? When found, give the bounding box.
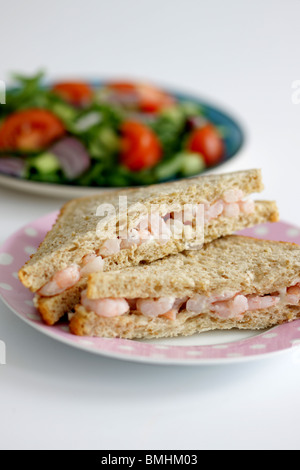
[70,236,300,339]
[19,169,278,326]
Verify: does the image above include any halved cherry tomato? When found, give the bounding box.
[137,83,175,113]
[0,109,65,151]
[188,124,225,167]
[108,82,136,93]
[120,121,162,171]
[52,82,94,106]
[107,81,175,113]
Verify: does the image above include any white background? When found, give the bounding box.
[0,0,300,450]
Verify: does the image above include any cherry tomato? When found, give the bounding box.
[120,121,162,171]
[107,81,175,113]
[188,124,225,167]
[0,109,65,151]
[52,82,94,106]
[136,84,175,113]
[107,82,136,93]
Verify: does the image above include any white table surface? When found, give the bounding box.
[1,0,300,450]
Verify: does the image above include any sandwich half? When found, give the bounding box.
[19,169,278,325]
[70,236,300,339]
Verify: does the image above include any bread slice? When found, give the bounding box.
[70,236,300,339]
[70,304,300,339]
[19,169,265,293]
[35,200,278,325]
[34,278,87,326]
[87,234,294,299]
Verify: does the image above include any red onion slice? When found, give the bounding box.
[50,137,91,180]
[186,115,208,130]
[0,157,26,178]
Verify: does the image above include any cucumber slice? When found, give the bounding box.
[156,152,206,180]
[181,152,206,176]
[28,152,61,174]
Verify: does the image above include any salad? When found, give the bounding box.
[0,72,226,187]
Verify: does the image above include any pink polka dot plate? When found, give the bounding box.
[1,212,300,365]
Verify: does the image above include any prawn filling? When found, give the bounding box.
[80,283,300,320]
[37,189,254,297]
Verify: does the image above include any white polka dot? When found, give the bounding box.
[254,226,269,235]
[12,272,19,280]
[186,350,203,356]
[24,246,36,255]
[286,228,300,238]
[250,344,266,350]
[290,339,300,346]
[78,339,94,346]
[24,300,34,307]
[0,283,12,291]
[118,344,135,351]
[0,253,13,266]
[26,312,40,321]
[263,332,278,339]
[25,227,38,237]
[212,344,229,349]
[154,345,170,350]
